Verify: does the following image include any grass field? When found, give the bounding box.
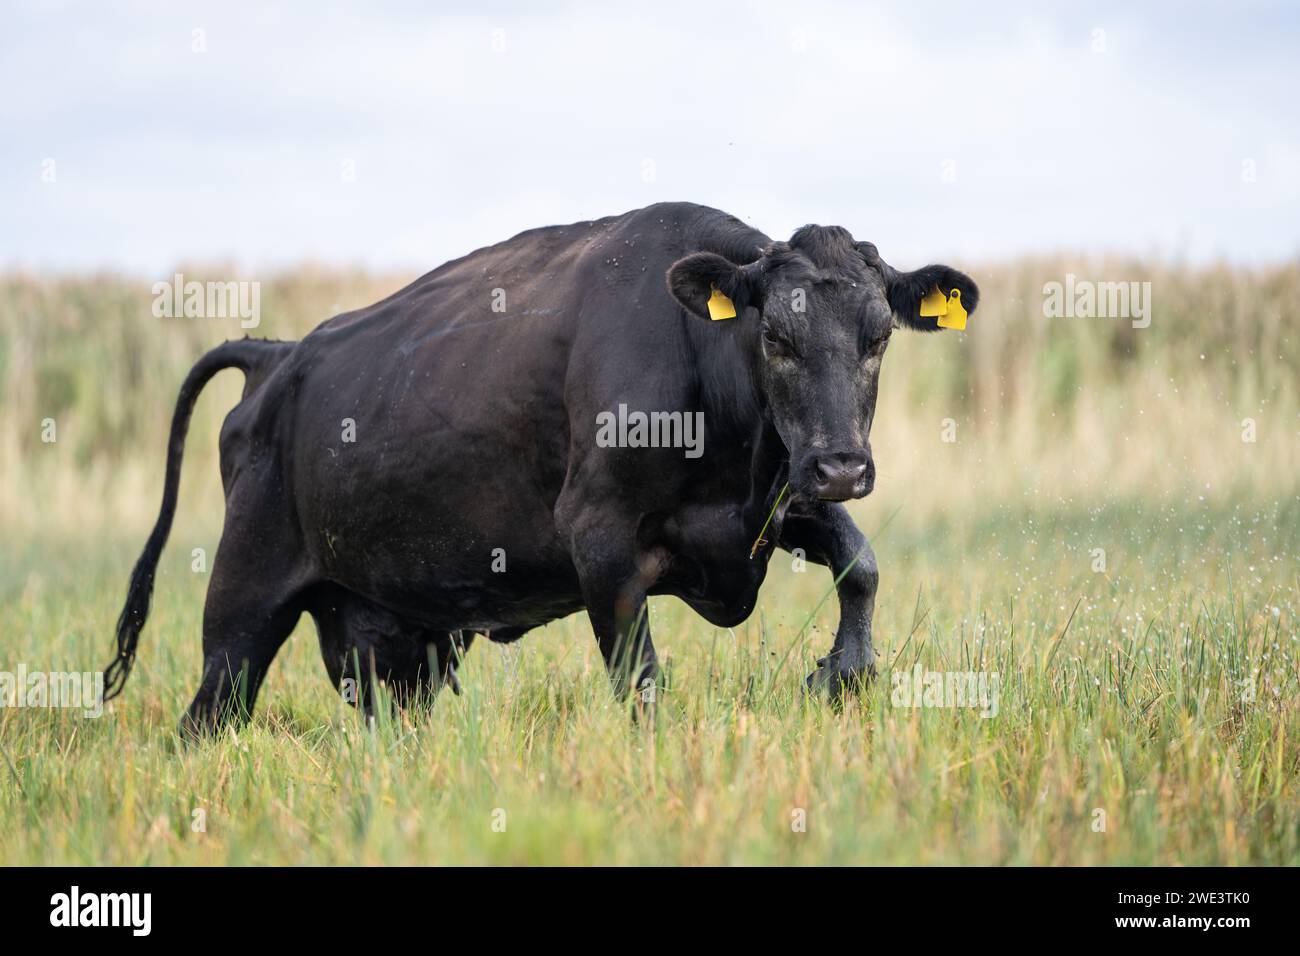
[1,261,1297,865]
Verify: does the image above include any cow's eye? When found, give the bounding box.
[862,336,889,359]
[762,328,794,357]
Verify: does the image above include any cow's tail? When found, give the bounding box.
[103,338,293,702]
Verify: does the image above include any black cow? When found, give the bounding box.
[105,202,977,735]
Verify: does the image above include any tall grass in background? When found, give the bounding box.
[1,258,1295,539]
[0,260,1296,865]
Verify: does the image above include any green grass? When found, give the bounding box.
[2,495,1296,865]
[1,259,1296,864]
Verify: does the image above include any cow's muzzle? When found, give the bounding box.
[809,451,873,501]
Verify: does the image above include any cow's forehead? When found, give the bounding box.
[761,251,885,304]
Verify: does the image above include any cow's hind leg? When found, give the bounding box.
[180,546,306,739]
[310,587,471,716]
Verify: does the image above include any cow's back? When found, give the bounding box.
[243,203,767,625]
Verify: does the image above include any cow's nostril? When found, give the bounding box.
[813,454,869,491]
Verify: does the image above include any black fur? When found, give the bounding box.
[881,262,980,332]
[666,252,760,319]
[108,202,980,732]
[104,338,293,700]
[787,223,861,271]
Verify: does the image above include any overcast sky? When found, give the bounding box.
[3,0,1298,275]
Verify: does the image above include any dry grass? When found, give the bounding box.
[0,259,1296,864]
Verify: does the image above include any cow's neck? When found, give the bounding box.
[742,417,792,544]
[683,309,791,539]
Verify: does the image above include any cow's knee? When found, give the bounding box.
[842,544,878,597]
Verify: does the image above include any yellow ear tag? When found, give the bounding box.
[937,289,967,330]
[919,286,948,318]
[707,286,737,321]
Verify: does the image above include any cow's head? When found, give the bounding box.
[668,225,978,501]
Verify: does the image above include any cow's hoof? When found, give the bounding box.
[443,666,463,697]
[804,657,875,703]
[177,708,226,743]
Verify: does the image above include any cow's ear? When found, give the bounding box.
[667,252,759,321]
[881,261,980,332]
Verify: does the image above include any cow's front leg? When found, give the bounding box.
[570,518,668,702]
[778,501,879,701]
